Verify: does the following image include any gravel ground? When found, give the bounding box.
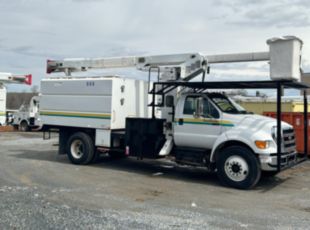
[0,132,310,229]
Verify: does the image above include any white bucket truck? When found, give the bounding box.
[11,96,41,131]
[41,36,308,189]
[0,73,32,125]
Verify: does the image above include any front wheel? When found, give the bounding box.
[66,132,95,165]
[216,146,261,189]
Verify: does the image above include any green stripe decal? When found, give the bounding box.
[0,112,5,116]
[40,111,111,119]
[176,118,234,127]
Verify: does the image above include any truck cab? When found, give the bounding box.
[171,92,296,188]
[12,96,41,131]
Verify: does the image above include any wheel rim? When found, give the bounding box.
[224,155,249,182]
[71,140,84,159]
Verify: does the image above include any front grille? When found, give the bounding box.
[282,128,296,153]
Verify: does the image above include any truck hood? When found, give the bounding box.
[223,113,292,130]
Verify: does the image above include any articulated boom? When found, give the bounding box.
[47,53,207,81]
[46,51,268,81]
[46,36,303,82]
[0,73,32,85]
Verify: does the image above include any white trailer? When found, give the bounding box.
[0,73,32,125]
[41,36,308,189]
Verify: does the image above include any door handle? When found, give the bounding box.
[178,118,184,125]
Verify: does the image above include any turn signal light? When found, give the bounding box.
[255,140,268,149]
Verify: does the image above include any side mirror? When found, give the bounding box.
[165,95,174,107]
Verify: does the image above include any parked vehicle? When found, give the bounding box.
[11,96,41,131]
[40,36,308,189]
[0,73,32,125]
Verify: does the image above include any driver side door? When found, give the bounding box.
[174,95,223,149]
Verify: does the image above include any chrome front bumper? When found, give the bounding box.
[259,152,297,171]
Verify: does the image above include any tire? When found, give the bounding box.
[66,132,95,165]
[216,146,261,189]
[19,121,29,132]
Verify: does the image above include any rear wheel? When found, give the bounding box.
[66,132,95,165]
[217,146,261,189]
[19,121,29,132]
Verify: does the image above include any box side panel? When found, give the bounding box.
[111,79,150,129]
[40,78,112,129]
[40,95,111,113]
[41,78,112,95]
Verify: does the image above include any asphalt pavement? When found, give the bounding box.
[0,132,310,229]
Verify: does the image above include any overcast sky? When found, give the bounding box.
[1,0,310,95]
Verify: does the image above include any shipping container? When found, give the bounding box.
[263,112,310,155]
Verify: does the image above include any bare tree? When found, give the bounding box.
[30,85,39,93]
[6,92,38,110]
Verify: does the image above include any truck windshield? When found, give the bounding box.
[208,94,247,114]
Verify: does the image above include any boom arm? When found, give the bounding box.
[47,53,206,81]
[45,51,271,82]
[0,73,32,85]
[206,52,269,64]
[46,36,303,82]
